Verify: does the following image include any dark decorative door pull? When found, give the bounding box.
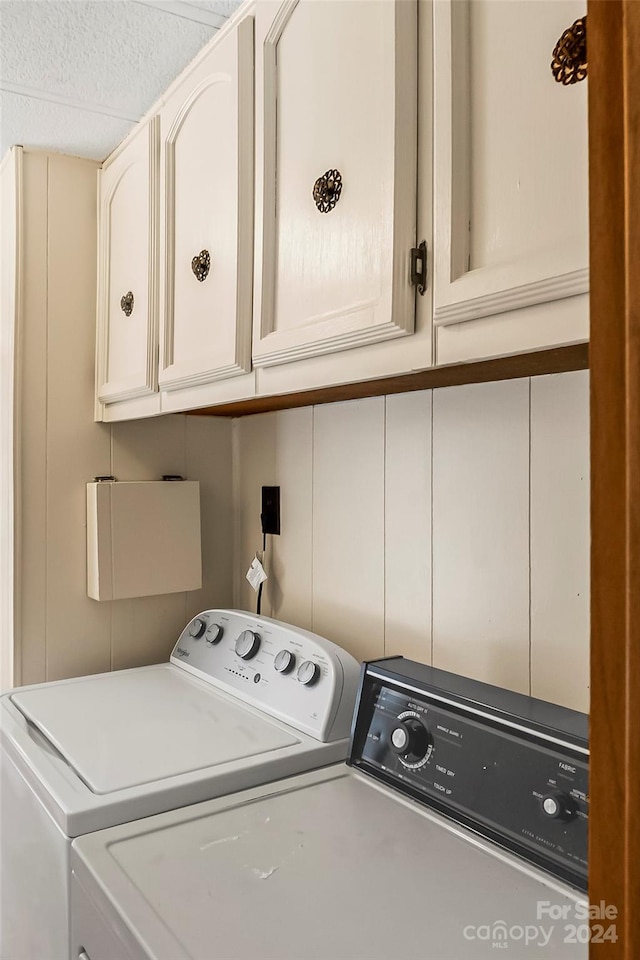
[191,250,211,282]
[551,16,587,85]
[120,291,134,316]
[313,170,343,213]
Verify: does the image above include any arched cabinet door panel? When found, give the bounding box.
[96,119,159,409]
[433,0,589,363]
[252,0,418,369]
[159,17,254,393]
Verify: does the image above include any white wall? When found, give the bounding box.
[5,150,235,689]
[0,151,18,691]
[233,371,590,712]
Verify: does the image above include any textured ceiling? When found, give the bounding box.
[0,0,242,162]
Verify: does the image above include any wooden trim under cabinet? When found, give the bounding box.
[186,344,588,417]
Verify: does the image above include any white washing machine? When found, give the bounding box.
[70,657,590,960]
[0,610,360,960]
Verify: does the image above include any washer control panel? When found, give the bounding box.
[170,610,360,743]
[348,658,589,891]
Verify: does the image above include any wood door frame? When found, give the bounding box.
[588,2,640,955]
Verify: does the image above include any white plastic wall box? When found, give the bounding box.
[87,480,202,601]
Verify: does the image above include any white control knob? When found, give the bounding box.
[189,618,206,639]
[274,649,296,674]
[297,660,320,686]
[205,623,223,645]
[235,630,261,660]
[540,792,577,821]
[391,726,409,751]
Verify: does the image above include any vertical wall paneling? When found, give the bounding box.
[15,153,48,685]
[110,415,187,482]
[232,373,589,708]
[109,415,235,670]
[312,398,385,661]
[232,413,277,613]
[432,380,530,693]
[271,408,313,630]
[4,150,236,687]
[109,415,188,670]
[109,594,190,672]
[0,150,18,690]
[384,391,432,661]
[45,156,112,681]
[185,416,234,622]
[530,371,590,712]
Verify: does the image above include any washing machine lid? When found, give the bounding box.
[10,665,297,794]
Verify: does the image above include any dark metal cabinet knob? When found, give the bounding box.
[120,291,134,316]
[191,249,211,282]
[313,169,343,213]
[551,16,587,85]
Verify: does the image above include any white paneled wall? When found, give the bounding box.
[530,372,590,710]
[20,412,234,685]
[233,412,277,614]
[385,392,432,662]
[107,415,234,673]
[432,380,530,694]
[313,400,386,663]
[270,408,313,631]
[233,371,590,712]
[5,150,235,689]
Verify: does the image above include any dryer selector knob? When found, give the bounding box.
[390,718,431,761]
[541,792,578,821]
[235,630,261,660]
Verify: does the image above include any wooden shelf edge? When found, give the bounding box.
[186,343,589,418]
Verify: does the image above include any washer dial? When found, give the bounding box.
[235,630,261,660]
[274,649,296,674]
[297,660,320,686]
[205,623,223,645]
[188,618,206,639]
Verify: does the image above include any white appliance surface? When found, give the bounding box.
[0,610,361,960]
[71,767,588,960]
[10,666,297,794]
[0,610,359,837]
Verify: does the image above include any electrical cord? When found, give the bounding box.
[256,530,267,615]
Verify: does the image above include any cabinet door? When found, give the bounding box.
[96,119,159,406]
[252,0,418,369]
[433,0,588,349]
[158,17,254,393]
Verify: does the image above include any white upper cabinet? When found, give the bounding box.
[158,17,254,394]
[252,0,418,369]
[96,119,160,414]
[94,0,590,419]
[433,0,589,363]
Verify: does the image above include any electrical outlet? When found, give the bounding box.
[261,486,281,536]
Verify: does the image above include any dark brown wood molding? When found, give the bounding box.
[588,2,640,956]
[188,344,588,418]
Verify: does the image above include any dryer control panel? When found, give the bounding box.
[347,658,589,891]
[170,610,360,743]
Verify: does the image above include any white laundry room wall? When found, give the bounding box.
[5,151,234,690]
[232,371,590,713]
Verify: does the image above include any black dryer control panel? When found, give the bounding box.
[347,658,588,891]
